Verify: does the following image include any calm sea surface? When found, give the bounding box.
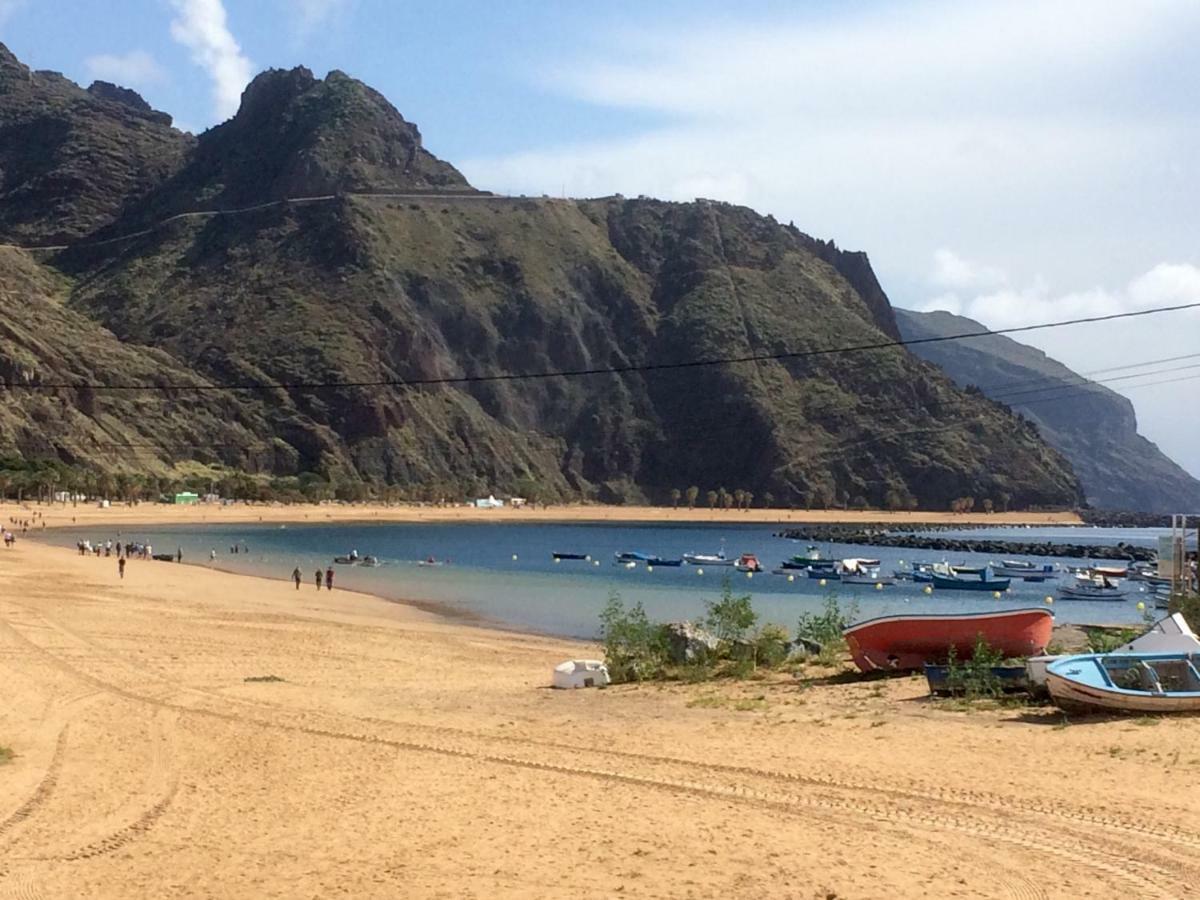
[39,522,1170,638]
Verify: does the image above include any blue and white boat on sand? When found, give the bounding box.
[1046,652,1200,713]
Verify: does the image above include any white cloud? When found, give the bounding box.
[168,0,253,122]
[930,249,1006,292]
[84,50,166,88]
[917,255,1200,476]
[461,0,1200,290]
[459,0,1200,475]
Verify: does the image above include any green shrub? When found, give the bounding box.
[598,593,668,683]
[1084,626,1140,654]
[704,578,757,650]
[944,636,1007,700]
[753,623,792,668]
[796,594,858,665]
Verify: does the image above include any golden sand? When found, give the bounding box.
[1,498,1083,530]
[3,504,1198,899]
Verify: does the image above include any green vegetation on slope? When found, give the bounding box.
[0,51,1085,509]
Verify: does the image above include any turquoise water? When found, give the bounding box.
[40,522,1165,638]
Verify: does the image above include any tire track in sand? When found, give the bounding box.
[1,616,1182,898]
[26,603,1200,862]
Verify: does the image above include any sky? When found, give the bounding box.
[3,0,1199,478]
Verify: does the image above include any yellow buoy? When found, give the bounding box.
[746,571,753,579]
[993,591,1001,599]
[1045,596,1054,605]
[511,554,518,561]
[875,582,883,590]
[554,558,560,564]
[594,560,600,566]
[697,568,704,575]
[819,578,827,587]
[1137,601,1145,611]
[787,574,795,583]
[923,586,932,594]
[647,565,654,573]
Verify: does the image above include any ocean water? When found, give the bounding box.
[39,522,1167,638]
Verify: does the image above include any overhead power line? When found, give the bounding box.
[3,301,1198,394]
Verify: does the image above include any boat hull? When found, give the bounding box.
[1057,587,1127,601]
[931,573,1012,591]
[1047,653,1200,713]
[844,608,1054,673]
[924,664,1029,695]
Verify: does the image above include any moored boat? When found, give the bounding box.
[552,552,590,561]
[1058,576,1126,601]
[614,551,654,563]
[1046,653,1200,713]
[645,557,683,567]
[683,552,734,566]
[735,553,762,573]
[843,608,1054,673]
[930,569,1011,592]
[992,561,1057,579]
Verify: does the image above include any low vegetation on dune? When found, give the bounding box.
[598,584,858,684]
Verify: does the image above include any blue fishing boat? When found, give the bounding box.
[924,663,1029,695]
[1046,653,1200,713]
[645,557,683,567]
[931,569,1011,592]
[614,551,654,563]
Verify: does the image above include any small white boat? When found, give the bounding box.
[1058,575,1126,601]
[683,552,734,566]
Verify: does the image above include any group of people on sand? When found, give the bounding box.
[7,513,42,533]
[292,566,335,591]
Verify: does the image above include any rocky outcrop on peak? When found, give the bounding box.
[0,42,191,244]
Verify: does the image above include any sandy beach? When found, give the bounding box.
[3,510,1198,898]
[1,499,1083,531]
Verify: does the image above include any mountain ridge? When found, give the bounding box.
[0,48,1089,508]
[895,307,1200,513]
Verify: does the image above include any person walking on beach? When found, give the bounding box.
[176,547,183,563]
[292,567,302,590]
[325,566,335,591]
[118,557,126,579]
[315,569,324,590]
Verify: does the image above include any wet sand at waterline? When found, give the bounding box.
[3,541,1198,898]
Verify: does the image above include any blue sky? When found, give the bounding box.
[3,0,1199,476]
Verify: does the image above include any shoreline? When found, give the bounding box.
[1,499,1084,532]
[3,514,1198,897]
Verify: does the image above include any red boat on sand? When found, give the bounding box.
[843,608,1054,673]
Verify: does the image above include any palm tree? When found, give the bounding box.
[706,490,718,510]
[685,486,699,509]
[744,491,754,510]
[669,488,681,509]
[733,489,745,510]
[762,491,774,509]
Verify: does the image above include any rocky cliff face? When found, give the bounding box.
[0,50,1088,508]
[0,43,191,244]
[895,308,1200,513]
